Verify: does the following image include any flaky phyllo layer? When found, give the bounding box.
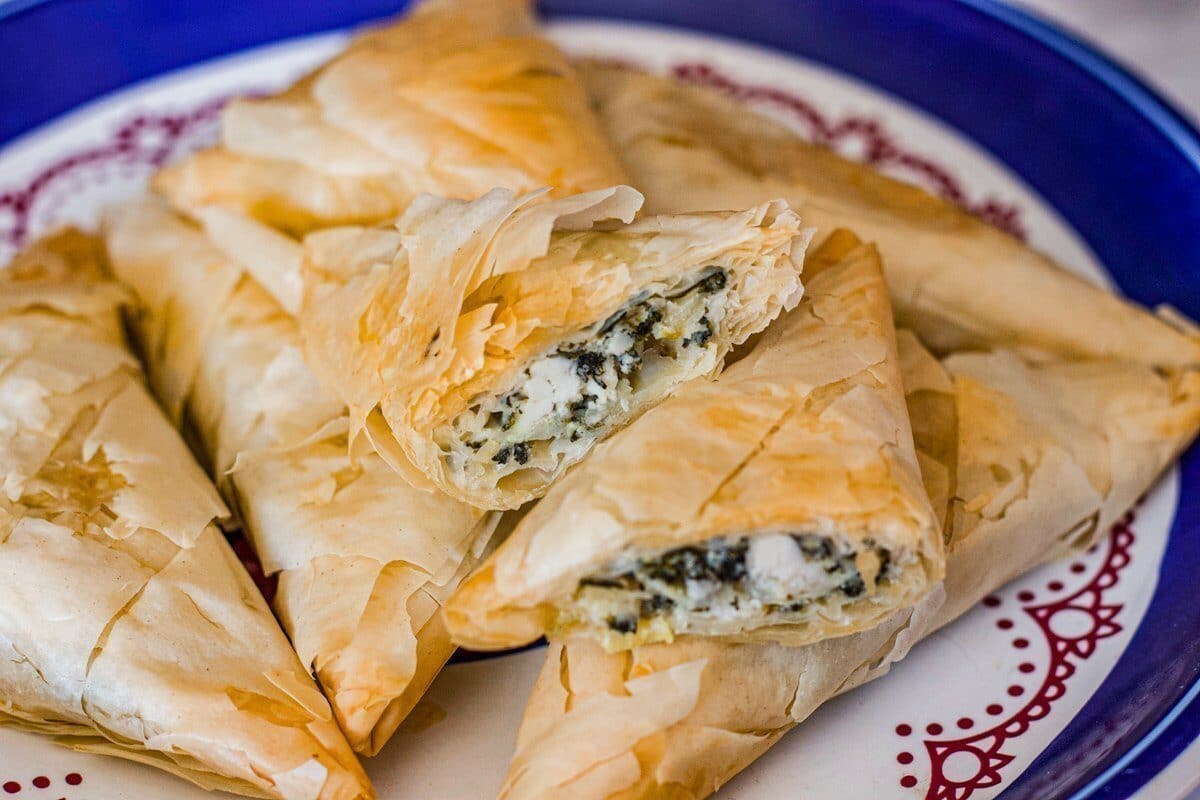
[579,61,1200,370]
[497,332,1200,800]
[443,232,942,651]
[301,186,809,509]
[0,232,372,800]
[106,198,500,756]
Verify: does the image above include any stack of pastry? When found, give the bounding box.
[2,0,1199,798]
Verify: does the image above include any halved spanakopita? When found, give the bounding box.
[298,187,809,510]
[445,232,942,650]
[497,285,1200,800]
[156,0,628,236]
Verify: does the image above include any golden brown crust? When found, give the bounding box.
[578,62,1200,369]
[105,200,498,755]
[155,0,628,234]
[496,327,1200,800]
[0,232,373,799]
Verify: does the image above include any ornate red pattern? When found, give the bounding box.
[0,98,227,254]
[0,771,82,796]
[893,511,1136,798]
[229,528,277,603]
[1,63,1028,250]
[670,62,1027,240]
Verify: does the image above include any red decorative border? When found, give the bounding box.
[0,63,1028,253]
[670,62,1026,240]
[892,511,1136,798]
[1,770,84,797]
[0,98,227,253]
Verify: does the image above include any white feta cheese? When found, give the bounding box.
[505,356,583,441]
[746,534,842,604]
[442,266,734,488]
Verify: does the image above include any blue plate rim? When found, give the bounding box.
[951,4,1200,797]
[0,0,50,23]
[959,0,1200,172]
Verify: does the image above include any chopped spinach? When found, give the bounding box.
[452,266,733,479]
[580,533,895,631]
[606,614,638,634]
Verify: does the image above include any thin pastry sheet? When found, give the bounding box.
[578,62,1200,369]
[105,199,500,755]
[299,186,809,510]
[0,231,373,799]
[154,0,629,235]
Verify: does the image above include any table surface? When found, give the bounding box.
[1015,0,1200,123]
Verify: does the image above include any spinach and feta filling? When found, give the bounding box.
[572,533,900,638]
[440,266,730,486]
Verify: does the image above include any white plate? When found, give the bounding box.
[0,21,1182,799]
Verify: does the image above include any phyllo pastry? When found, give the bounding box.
[155,0,628,234]
[0,231,373,799]
[579,62,1200,369]
[496,326,1200,800]
[299,187,809,510]
[105,199,500,756]
[445,231,942,650]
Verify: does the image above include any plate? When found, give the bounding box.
[2,2,1200,799]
